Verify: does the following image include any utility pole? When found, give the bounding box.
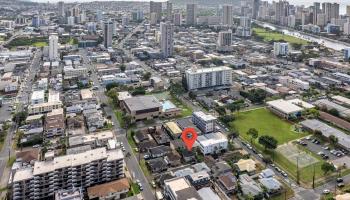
[296,156,300,185]
[312,164,316,189]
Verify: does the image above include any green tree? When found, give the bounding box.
[314,129,322,137]
[329,135,338,146]
[131,87,146,95]
[215,106,226,115]
[321,162,336,175]
[169,82,185,96]
[188,91,196,99]
[219,115,235,124]
[258,135,278,151]
[12,111,28,126]
[328,108,339,117]
[106,82,119,91]
[142,72,152,81]
[120,64,126,72]
[247,128,259,144]
[240,89,267,104]
[122,115,132,129]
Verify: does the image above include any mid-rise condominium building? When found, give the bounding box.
[192,111,216,133]
[12,148,124,200]
[273,42,289,56]
[185,66,233,90]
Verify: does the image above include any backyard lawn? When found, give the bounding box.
[253,27,308,45]
[33,42,48,47]
[231,108,309,145]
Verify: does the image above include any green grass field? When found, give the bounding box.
[33,42,48,47]
[253,27,308,45]
[230,108,328,185]
[231,108,309,145]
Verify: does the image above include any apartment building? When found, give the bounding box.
[185,66,233,90]
[28,90,62,115]
[31,90,45,105]
[63,66,88,79]
[274,42,289,56]
[45,108,65,138]
[192,111,216,134]
[197,132,228,155]
[279,76,310,91]
[12,148,124,200]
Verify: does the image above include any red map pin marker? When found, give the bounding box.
[181,127,198,151]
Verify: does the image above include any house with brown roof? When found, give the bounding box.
[87,178,130,200]
[218,172,237,194]
[16,149,40,164]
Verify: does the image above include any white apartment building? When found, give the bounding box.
[222,5,233,26]
[192,111,216,133]
[217,30,233,52]
[160,22,174,58]
[28,90,62,115]
[236,17,251,37]
[67,16,75,26]
[185,66,233,90]
[279,76,310,91]
[344,21,350,35]
[12,148,124,200]
[31,90,45,105]
[49,35,58,61]
[63,66,88,79]
[186,4,197,25]
[274,42,289,56]
[287,15,296,28]
[197,132,228,155]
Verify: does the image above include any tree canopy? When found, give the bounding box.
[247,128,259,144]
[321,162,335,175]
[258,135,278,151]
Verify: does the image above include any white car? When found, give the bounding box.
[323,189,330,194]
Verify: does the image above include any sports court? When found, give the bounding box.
[277,144,319,168]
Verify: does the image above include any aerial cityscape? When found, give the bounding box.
[1,0,350,199]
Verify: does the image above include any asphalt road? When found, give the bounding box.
[80,49,155,200]
[315,173,350,195]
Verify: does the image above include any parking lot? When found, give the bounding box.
[296,136,348,161]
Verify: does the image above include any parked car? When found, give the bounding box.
[337,183,345,188]
[337,178,343,183]
[323,189,330,194]
[322,146,330,150]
